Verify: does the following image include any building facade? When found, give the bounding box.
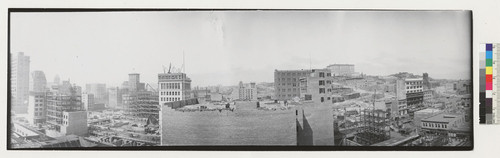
[326,64,355,77]
[299,69,333,103]
[29,70,47,92]
[238,81,257,101]
[27,92,47,125]
[405,78,425,114]
[274,69,312,101]
[85,83,107,104]
[108,87,122,108]
[82,92,94,111]
[45,89,87,137]
[128,73,145,92]
[158,72,192,105]
[11,52,30,114]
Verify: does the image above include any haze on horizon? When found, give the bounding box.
[10,11,471,87]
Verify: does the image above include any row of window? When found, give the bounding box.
[278,94,299,98]
[277,72,310,77]
[277,83,299,87]
[407,89,423,93]
[160,97,181,102]
[160,82,181,90]
[422,122,448,129]
[159,75,184,80]
[406,81,423,85]
[160,91,181,96]
[406,86,423,89]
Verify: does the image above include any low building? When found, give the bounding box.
[414,108,443,132]
[299,69,333,103]
[420,113,466,135]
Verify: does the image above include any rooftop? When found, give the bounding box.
[422,113,462,123]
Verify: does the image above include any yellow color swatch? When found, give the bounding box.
[486,67,493,74]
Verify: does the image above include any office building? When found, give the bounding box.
[326,64,355,77]
[238,81,257,101]
[299,69,333,103]
[27,92,47,125]
[29,70,47,92]
[85,83,107,104]
[11,52,30,114]
[274,69,312,101]
[128,73,145,92]
[108,87,122,108]
[82,92,94,111]
[158,72,192,105]
[405,78,425,113]
[45,88,87,137]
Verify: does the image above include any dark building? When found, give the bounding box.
[274,69,312,101]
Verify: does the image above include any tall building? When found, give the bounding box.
[45,87,87,137]
[158,72,192,105]
[82,92,94,111]
[123,91,159,119]
[274,69,312,101]
[85,83,107,104]
[405,78,425,114]
[129,73,145,92]
[11,52,30,114]
[326,64,355,77]
[29,71,47,92]
[238,81,257,101]
[27,92,47,125]
[108,87,122,108]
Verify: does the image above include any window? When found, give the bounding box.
[319,88,325,94]
[319,80,325,86]
[319,72,325,78]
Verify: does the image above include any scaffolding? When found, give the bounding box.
[123,91,159,120]
[354,109,391,145]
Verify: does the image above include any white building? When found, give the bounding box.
[326,64,355,77]
[82,92,94,111]
[238,81,257,101]
[158,72,192,105]
[11,52,30,114]
[27,92,47,125]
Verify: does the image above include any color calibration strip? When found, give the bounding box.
[480,43,498,124]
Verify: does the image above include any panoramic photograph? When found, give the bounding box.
[8,10,472,149]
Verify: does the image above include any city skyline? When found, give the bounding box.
[10,11,471,87]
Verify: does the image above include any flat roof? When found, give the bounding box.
[405,78,423,81]
[422,113,461,123]
[415,108,442,114]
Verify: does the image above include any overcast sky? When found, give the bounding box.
[10,11,471,87]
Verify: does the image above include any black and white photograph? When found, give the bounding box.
[8,9,472,149]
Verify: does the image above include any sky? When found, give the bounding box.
[10,10,471,87]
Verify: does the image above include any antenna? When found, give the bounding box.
[168,63,172,73]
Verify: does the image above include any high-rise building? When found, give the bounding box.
[158,72,192,105]
[238,81,257,101]
[30,71,47,92]
[85,83,107,104]
[11,52,30,114]
[108,87,122,108]
[82,92,94,111]
[274,69,313,101]
[326,64,355,77]
[27,91,47,125]
[129,73,145,92]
